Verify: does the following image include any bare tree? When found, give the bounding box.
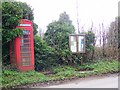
[106,17,118,59]
[101,23,107,57]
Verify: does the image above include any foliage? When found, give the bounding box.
[2,70,48,88]
[91,60,119,74]
[33,23,38,35]
[2,60,119,89]
[84,31,95,61]
[2,2,23,29]
[51,60,119,79]
[2,1,37,42]
[34,35,57,71]
[59,12,72,25]
[2,28,22,42]
[44,21,75,65]
[44,21,75,48]
[2,1,22,65]
[85,31,95,52]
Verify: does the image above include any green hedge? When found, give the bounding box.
[34,36,58,71]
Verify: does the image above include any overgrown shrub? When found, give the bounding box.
[44,21,76,65]
[34,36,57,71]
[84,31,95,62]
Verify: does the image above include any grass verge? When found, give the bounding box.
[1,60,119,89]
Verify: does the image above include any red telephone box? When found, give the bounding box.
[10,19,34,71]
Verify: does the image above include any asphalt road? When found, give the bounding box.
[35,74,118,88]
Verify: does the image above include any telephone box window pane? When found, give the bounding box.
[23,35,30,39]
[22,58,31,61]
[21,53,31,57]
[21,58,31,66]
[21,44,31,47]
[24,39,30,43]
[20,47,31,52]
[24,44,31,47]
[23,30,30,35]
[21,39,30,43]
[22,62,31,66]
[21,35,31,46]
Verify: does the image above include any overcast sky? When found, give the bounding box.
[16,0,119,32]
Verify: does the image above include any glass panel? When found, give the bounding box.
[78,36,84,52]
[70,36,77,52]
[22,62,31,66]
[23,35,30,38]
[21,44,31,47]
[20,47,31,52]
[21,53,31,57]
[22,58,31,61]
[23,39,30,43]
[23,30,30,35]
[21,58,31,66]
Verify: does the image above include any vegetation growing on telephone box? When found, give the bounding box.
[2,1,38,66]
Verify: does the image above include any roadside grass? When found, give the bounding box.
[49,60,119,80]
[2,60,119,89]
[2,70,49,89]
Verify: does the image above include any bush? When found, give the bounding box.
[44,21,77,65]
[34,36,57,71]
[34,35,81,71]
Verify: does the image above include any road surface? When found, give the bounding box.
[33,74,118,88]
